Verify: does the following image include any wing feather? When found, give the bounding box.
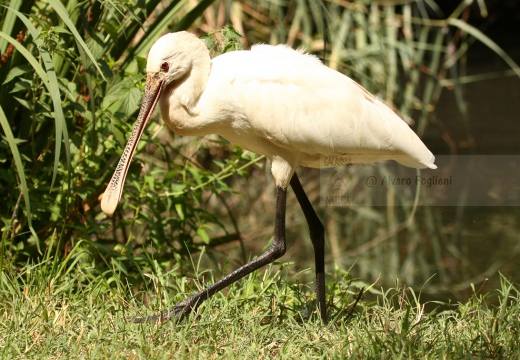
[207,45,436,169]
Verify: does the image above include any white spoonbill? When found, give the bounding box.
[101,31,436,324]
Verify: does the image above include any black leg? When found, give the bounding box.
[290,173,327,323]
[132,186,288,323]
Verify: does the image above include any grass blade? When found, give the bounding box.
[0,105,39,250]
[109,0,164,60]
[0,30,48,84]
[120,0,183,70]
[447,18,520,77]
[6,7,71,191]
[47,0,106,81]
[0,0,22,54]
[172,0,216,32]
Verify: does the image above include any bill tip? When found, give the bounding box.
[101,192,117,217]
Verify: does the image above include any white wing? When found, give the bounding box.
[205,45,436,169]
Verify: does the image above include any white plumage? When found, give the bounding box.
[141,32,435,193]
[101,31,437,323]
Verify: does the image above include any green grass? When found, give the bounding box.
[2,249,520,359]
[2,1,520,358]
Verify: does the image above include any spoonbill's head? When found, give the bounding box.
[146,32,196,85]
[100,32,206,216]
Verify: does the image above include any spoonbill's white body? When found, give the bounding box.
[101,31,436,323]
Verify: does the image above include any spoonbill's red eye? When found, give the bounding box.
[161,62,169,71]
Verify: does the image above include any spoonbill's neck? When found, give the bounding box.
[159,54,212,136]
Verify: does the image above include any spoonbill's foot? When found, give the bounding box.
[129,299,193,323]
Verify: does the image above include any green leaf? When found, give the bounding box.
[3,65,32,85]
[103,76,142,117]
[119,86,142,118]
[10,79,31,93]
[175,203,185,220]
[135,56,147,74]
[196,227,210,245]
[50,26,71,35]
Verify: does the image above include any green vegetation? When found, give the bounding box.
[1,0,520,357]
[2,256,520,358]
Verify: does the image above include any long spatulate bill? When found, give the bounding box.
[101,73,164,216]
